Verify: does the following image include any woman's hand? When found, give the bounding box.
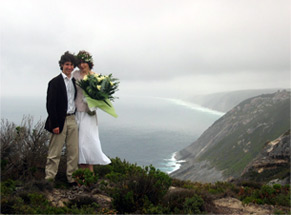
[87,110,96,116]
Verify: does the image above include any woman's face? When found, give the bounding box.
[78,62,90,72]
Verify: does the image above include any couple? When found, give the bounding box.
[44,51,111,185]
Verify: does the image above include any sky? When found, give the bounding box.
[0,0,290,100]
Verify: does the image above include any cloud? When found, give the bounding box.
[0,0,290,98]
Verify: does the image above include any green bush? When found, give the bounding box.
[273,184,282,190]
[72,168,98,187]
[142,197,167,214]
[1,190,103,214]
[208,181,236,195]
[162,188,205,214]
[240,184,290,206]
[183,195,204,214]
[1,117,50,181]
[112,190,135,213]
[142,204,165,214]
[96,157,144,183]
[1,179,17,196]
[106,161,172,213]
[93,163,112,177]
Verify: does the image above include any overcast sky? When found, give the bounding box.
[0,0,290,99]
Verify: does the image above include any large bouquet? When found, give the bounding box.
[77,73,119,118]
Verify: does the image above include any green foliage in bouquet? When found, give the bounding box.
[77,73,119,106]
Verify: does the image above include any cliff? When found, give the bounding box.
[171,90,290,183]
[239,130,290,184]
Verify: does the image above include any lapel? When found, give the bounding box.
[72,77,77,99]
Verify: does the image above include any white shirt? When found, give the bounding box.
[61,72,76,114]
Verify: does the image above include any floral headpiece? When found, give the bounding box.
[76,50,93,63]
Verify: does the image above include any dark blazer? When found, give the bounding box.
[45,74,77,133]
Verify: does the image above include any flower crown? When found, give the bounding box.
[76,50,93,63]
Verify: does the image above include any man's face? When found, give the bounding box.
[62,62,74,77]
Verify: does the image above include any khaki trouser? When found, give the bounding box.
[45,115,79,183]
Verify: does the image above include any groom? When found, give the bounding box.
[44,51,79,185]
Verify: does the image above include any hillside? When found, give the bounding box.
[240,130,290,184]
[171,90,290,182]
[188,89,282,112]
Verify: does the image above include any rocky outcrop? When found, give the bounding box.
[240,130,290,184]
[213,197,274,215]
[171,90,290,182]
[45,185,113,209]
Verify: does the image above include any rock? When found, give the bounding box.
[267,178,290,186]
[92,194,112,203]
[213,197,273,214]
[44,186,113,209]
[240,130,290,183]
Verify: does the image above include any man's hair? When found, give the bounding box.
[58,51,76,71]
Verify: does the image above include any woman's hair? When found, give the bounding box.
[58,51,77,71]
[76,50,94,69]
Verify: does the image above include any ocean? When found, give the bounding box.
[0,95,224,173]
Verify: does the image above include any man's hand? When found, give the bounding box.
[53,127,60,134]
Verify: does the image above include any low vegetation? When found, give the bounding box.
[1,117,290,214]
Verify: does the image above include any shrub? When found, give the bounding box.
[1,116,50,181]
[162,188,202,213]
[273,184,282,190]
[208,181,237,195]
[68,196,99,209]
[1,190,104,214]
[183,195,204,214]
[93,163,112,177]
[142,197,167,214]
[107,161,172,213]
[1,179,17,196]
[239,184,290,206]
[72,168,98,187]
[4,192,56,214]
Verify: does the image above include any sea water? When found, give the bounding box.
[0,95,224,173]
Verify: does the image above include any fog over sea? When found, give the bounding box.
[1,95,224,173]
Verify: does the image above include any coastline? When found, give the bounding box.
[165,152,186,174]
[163,98,225,116]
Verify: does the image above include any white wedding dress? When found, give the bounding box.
[73,70,111,165]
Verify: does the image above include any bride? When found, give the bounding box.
[73,50,111,172]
